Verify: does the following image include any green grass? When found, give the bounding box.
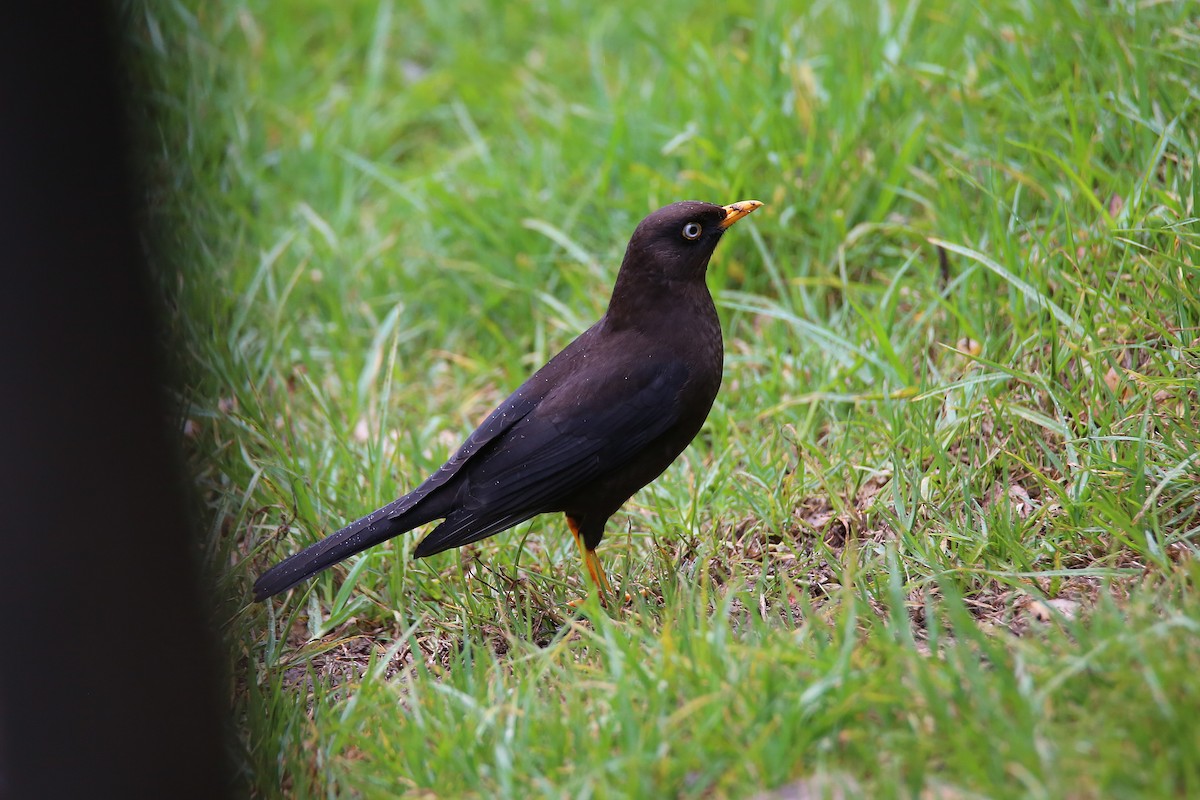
[127,0,1199,797]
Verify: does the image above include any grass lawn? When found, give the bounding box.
[127,0,1199,797]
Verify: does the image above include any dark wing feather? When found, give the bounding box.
[253,336,593,600]
[380,377,544,521]
[383,323,614,521]
[413,358,690,556]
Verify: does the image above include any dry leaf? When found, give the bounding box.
[955,337,983,356]
[1027,598,1080,623]
[1008,484,1034,519]
[1103,366,1121,394]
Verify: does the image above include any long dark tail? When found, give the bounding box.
[252,495,440,601]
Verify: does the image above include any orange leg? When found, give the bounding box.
[567,515,611,607]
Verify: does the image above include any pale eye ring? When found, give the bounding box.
[682,222,702,240]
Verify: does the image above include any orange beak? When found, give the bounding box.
[718,200,764,229]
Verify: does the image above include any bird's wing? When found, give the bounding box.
[380,383,544,521]
[383,324,612,521]
[251,362,555,601]
[412,356,692,556]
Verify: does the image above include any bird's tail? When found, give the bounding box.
[252,496,440,601]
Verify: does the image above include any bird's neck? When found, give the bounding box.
[603,270,718,336]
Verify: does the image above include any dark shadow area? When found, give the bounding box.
[0,5,234,797]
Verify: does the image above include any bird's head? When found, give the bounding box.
[621,200,763,283]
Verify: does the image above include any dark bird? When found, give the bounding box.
[253,199,763,605]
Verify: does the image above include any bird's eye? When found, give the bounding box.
[682,222,702,240]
